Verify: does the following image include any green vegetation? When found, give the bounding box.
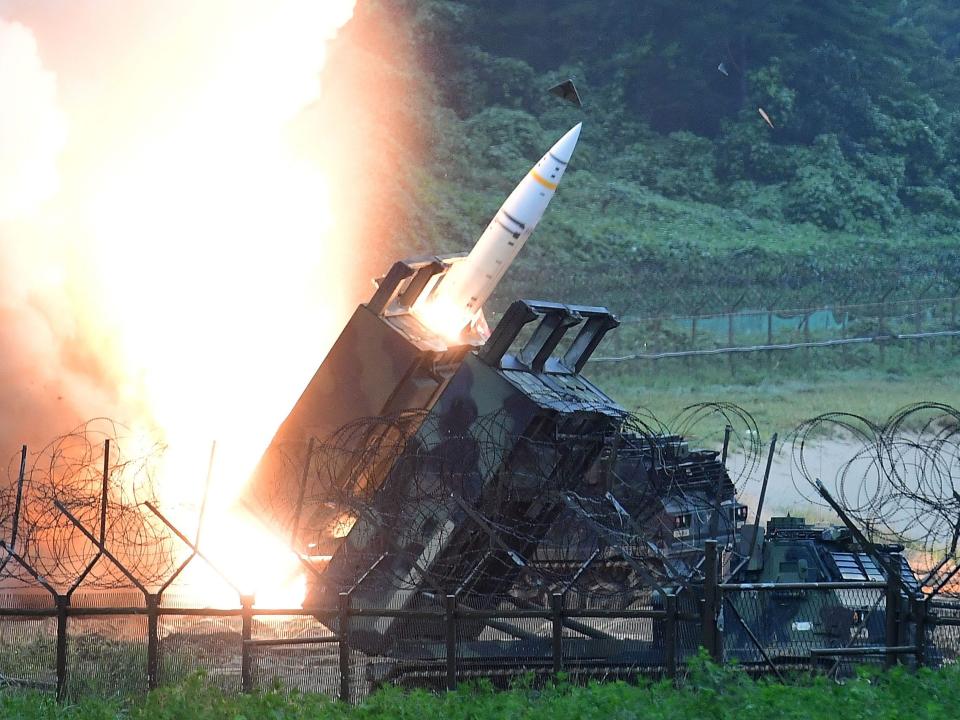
[0,631,229,702]
[333,1,960,423]
[4,660,960,719]
[591,349,960,435]
[371,1,960,318]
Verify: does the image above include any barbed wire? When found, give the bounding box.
[791,403,960,593]
[296,402,753,606]
[0,420,176,590]
[4,401,958,605]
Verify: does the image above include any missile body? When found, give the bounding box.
[418,123,582,337]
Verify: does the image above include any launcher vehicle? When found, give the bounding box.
[240,122,920,680]
[241,251,749,677]
[721,514,924,666]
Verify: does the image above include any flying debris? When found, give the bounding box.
[758,107,774,129]
[419,123,583,337]
[548,78,583,108]
[717,61,729,76]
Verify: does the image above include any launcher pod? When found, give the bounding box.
[245,256,483,541]
[308,301,622,652]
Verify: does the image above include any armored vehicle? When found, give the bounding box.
[723,515,923,666]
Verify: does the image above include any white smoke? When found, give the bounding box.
[0,17,65,220]
[0,2,356,460]
[0,16,83,451]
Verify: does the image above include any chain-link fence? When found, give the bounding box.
[3,408,960,702]
[593,295,960,367]
[1,543,957,702]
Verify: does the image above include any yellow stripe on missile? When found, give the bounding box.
[530,170,558,190]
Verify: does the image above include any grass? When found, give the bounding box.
[590,350,960,437]
[0,630,219,702]
[2,659,959,719]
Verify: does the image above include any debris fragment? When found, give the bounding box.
[758,107,774,128]
[548,78,583,108]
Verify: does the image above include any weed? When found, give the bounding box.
[2,661,960,720]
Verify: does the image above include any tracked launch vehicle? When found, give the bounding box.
[241,122,926,682]
[236,134,748,669]
[244,267,745,673]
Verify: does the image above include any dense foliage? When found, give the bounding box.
[4,660,960,719]
[359,1,960,316]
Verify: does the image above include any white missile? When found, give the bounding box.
[417,122,582,338]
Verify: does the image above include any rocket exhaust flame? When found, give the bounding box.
[0,1,356,606]
[5,4,571,606]
[416,123,583,340]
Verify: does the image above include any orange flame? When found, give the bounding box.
[1,2,357,606]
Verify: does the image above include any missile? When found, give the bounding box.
[417,122,582,338]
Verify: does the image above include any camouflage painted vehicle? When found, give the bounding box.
[241,256,776,679]
[722,515,923,666]
[308,299,625,652]
[244,254,485,541]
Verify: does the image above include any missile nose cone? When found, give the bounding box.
[550,122,582,164]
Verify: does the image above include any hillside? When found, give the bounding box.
[343,1,960,319]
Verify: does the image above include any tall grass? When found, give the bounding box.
[3,658,959,720]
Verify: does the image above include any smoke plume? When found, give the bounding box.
[0,1,356,476]
[0,15,77,449]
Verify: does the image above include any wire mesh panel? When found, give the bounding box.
[471,609,550,686]
[929,622,960,665]
[364,593,449,696]
[558,589,664,683]
[65,614,148,699]
[248,614,340,697]
[675,615,704,666]
[723,587,887,671]
[0,612,56,692]
[72,590,146,609]
[573,617,660,683]
[159,615,242,691]
[929,602,960,666]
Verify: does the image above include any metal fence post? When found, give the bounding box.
[727,312,735,376]
[147,593,160,690]
[688,315,697,371]
[878,301,886,363]
[884,573,899,669]
[766,310,774,370]
[664,593,677,679]
[445,594,458,691]
[951,295,958,354]
[914,598,927,668]
[338,592,351,703]
[651,318,661,377]
[240,594,254,693]
[840,303,849,361]
[55,595,69,701]
[551,592,563,674]
[702,540,720,662]
[914,298,923,356]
